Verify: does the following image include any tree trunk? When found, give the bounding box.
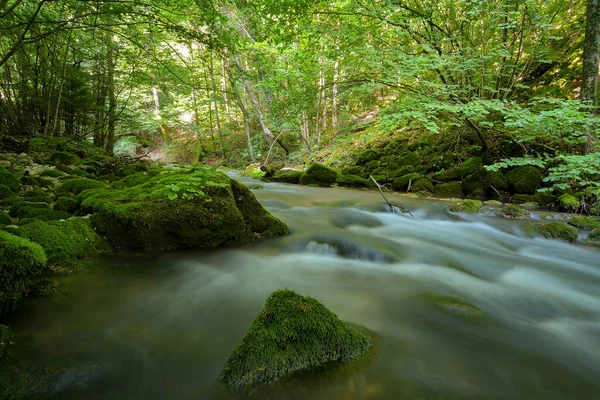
[106,35,116,155]
[582,0,600,153]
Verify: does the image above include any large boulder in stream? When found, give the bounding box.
[79,167,289,251]
[220,289,373,388]
[299,163,340,187]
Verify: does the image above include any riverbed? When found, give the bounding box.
[3,175,600,399]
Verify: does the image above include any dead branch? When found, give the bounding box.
[370,175,414,217]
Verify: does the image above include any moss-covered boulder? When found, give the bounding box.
[448,200,482,214]
[48,151,79,165]
[426,154,454,172]
[557,193,580,213]
[23,190,52,204]
[39,169,64,178]
[0,231,47,316]
[397,151,422,168]
[342,166,366,176]
[9,202,69,221]
[461,169,508,197]
[390,165,415,179]
[0,167,19,191]
[505,166,543,195]
[533,223,579,242]
[355,149,380,165]
[436,157,483,182]
[391,173,422,191]
[53,196,80,213]
[411,178,434,194]
[80,167,288,251]
[568,217,600,231]
[56,178,107,197]
[586,228,600,245]
[220,289,372,388]
[299,163,340,187]
[434,182,465,198]
[498,205,530,219]
[336,175,369,188]
[0,211,10,225]
[272,170,303,184]
[242,164,266,178]
[14,219,110,268]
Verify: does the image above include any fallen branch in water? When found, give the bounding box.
[369,175,414,217]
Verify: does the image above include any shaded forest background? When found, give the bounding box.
[0,0,599,193]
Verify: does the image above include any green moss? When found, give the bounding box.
[39,169,64,178]
[586,228,600,245]
[242,164,266,178]
[426,154,454,172]
[513,192,557,208]
[53,196,80,213]
[448,200,482,214]
[220,289,373,388]
[483,200,503,206]
[568,217,600,231]
[23,190,51,203]
[0,324,16,360]
[391,173,422,191]
[56,178,106,197]
[9,203,69,221]
[272,170,303,184]
[48,151,79,165]
[342,166,365,176]
[390,165,415,179]
[533,222,579,242]
[521,202,539,209]
[355,149,380,165]
[0,185,12,200]
[14,219,110,268]
[336,175,369,188]
[9,202,49,217]
[434,182,465,198]
[411,178,434,194]
[0,167,19,191]
[506,166,543,195]
[397,151,422,168]
[299,163,339,187]
[97,174,121,183]
[0,211,10,225]
[461,169,508,197]
[499,205,530,219]
[0,231,47,316]
[81,167,288,251]
[557,193,580,213]
[436,157,483,182]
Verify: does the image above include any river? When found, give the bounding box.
[3,174,600,399]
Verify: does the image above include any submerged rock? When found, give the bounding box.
[80,167,288,251]
[295,234,396,263]
[423,294,485,320]
[585,228,600,245]
[220,289,373,388]
[448,200,482,214]
[567,216,600,231]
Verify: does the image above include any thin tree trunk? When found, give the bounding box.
[106,35,116,155]
[582,0,600,153]
[209,51,224,156]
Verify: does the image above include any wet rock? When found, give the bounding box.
[330,213,383,229]
[296,234,396,263]
[299,163,340,187]
[220,289,373,388]
[336,175,369,188]
[505,166,542,195]
[567,216,600,231]
[434,182,465,198]
[498,205,530,219]
[533,222,578,242]
[448,200,482,214]
[422,294,485,320]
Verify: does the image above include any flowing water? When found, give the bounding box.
[2,174,600,399]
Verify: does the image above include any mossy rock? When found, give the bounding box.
[585,228,600,245]
[53,196,80,214]
[48,151,79,165]
[426,154,454,172]
[436,157,483,182]
[0,211,10,225]
[397,151,422,168]
[299,163,339,187]
[434,182,464,198]
[56,178,107,197]
[97,174,121,183]
[533,222,579,242]
[363,160,380,173]
[0,184,13,200]
[220,289,373,388]
[0,231,47,316]
[39,169,64,178]
[461,169,507,197]
[13,219,110,268]
[498,205,530,219]
[9,202,49,217]
[448,200,482,214]
[411,178,434,194]
[272,170,303,184]
[505,166,542,195]
[557,193,580,213]
[23,190,51,203]
[483,200,503,206]
[9,202,69,221]
[0,167,19,191]
[567,217,600,231]
[355,149,380,165]
[242,164,266,178]
[370,175,386,184]
[80,168,288,251]
[512,192,557,208]
[336,175,369,188]
[390,165,415,179]
[391,173,423,191]
[0,324,16,360]
[342,166,365,176]
[520,202,539,210]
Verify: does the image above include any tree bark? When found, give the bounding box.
[582,0,600,153]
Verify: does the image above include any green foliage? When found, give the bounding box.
[220,289,372,388]
[498,205,530,219]
[0,211,11,225]
[448,200,482,214]
[533,223,579,242]
[0,231,47,316]
[0,324,16,360]
[14,219,110,268]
